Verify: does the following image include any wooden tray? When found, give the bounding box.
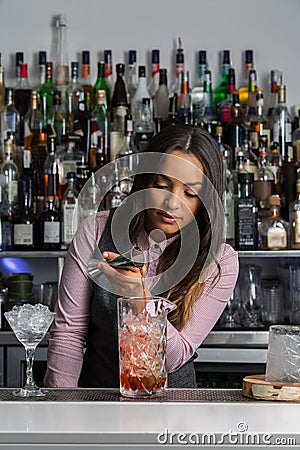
[242,374,300,402]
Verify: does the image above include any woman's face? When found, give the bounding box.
[144,150,204,238]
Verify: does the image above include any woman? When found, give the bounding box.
[44,124,239,388]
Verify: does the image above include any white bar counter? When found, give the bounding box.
[0,388,299,449]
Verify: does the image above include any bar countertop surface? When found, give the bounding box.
[0,388,299,449]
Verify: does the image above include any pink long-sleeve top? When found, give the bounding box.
[44,210,239,388]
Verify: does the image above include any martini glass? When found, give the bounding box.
[4,303,55,397]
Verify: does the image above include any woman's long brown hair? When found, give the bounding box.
[127,124,225,330]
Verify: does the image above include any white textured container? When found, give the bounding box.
[266,325,300,383]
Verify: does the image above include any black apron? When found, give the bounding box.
[79,209,197,388]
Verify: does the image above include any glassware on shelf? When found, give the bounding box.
[239,264,264,328]
[289,265,300,325]
[118,296,176,398]
[4,303,55,397]
[261,279,284,326]
[219,284,241,329]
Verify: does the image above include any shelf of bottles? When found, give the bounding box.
[0,15,300,255]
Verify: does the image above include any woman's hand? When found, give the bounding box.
[98,251,151,298]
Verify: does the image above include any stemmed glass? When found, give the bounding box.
[219,284,241,328]
[4,303,55,397]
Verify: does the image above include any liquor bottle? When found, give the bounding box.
[37,51,47,89]
[117,114,137,195]
[235,172,258,250]
[104,50,113,89]
[0,53,6,110]
[147,49,160,99]
[253,136,275,225]
[24,89,47,183]
[40,62,56,129]
[268,142,282,195]
[131,65,151,123]
[249,88,270,154]
[153,69,169,121]
[191,50,207,122]
[267,69,282,120]
[0,185,14,251]
[13,191,38,251]
[90,89,109,167]
[81,51,93,111]
[15,52,24,83]
[238,50,254,106]
[198,70,217,134]
[126,50,138,103]
[224,92,245,169]
[14,63,32,147]
[289,170,300,249]
[57,139,85,188]
[271,85,292,161]
[93,134,109,171]
[105,160,127,210]
[178,70,191,124]
[54,14,69,105]
[53,90,68,150]
[241,129,258,178]
[281,160,297,222]
[43,136,60,204]
[61,171,79,249]
[244,69,257,131]
[66,61,84,135]
[18,148,34,213]
[162,93,181,129]
[219,67,236,124]
[134,98,154,152]
[111,62,129,133]
[259,195,288,250]
[0,139,19,205]
[0,88,20,154]
[39,197,62,251]
[72,92,91,163]
[214,50,231,113]
[79,171,102,220]
[93,61,110,110]
[292,118,300,164]
[223,148,235,247]
[170,37,185,97]
[75,162,90,193]
[216,124,233,172]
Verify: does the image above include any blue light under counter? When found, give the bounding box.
[0,257,58,286]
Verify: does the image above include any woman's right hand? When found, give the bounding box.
[97,251,150,298]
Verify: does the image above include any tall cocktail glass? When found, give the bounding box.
[4,303,55,397]
[118,296,176,398]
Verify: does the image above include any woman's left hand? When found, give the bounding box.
[97,251,150,298]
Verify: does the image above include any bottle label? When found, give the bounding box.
[253,180,274,202]
[8,180,18,204]
[224,192,235,240]
[294,211,300,243]
[63,203,78,244]
[236,200,257,249]
[56,65,69,86]
[267,227,287,249]
[44,221,60,243]
[14,224,33,245]
[250,131,259,150]
[58,161,77,185]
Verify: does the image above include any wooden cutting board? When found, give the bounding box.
[242,374,300,402]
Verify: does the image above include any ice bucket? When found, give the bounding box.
[265,325,300,383]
